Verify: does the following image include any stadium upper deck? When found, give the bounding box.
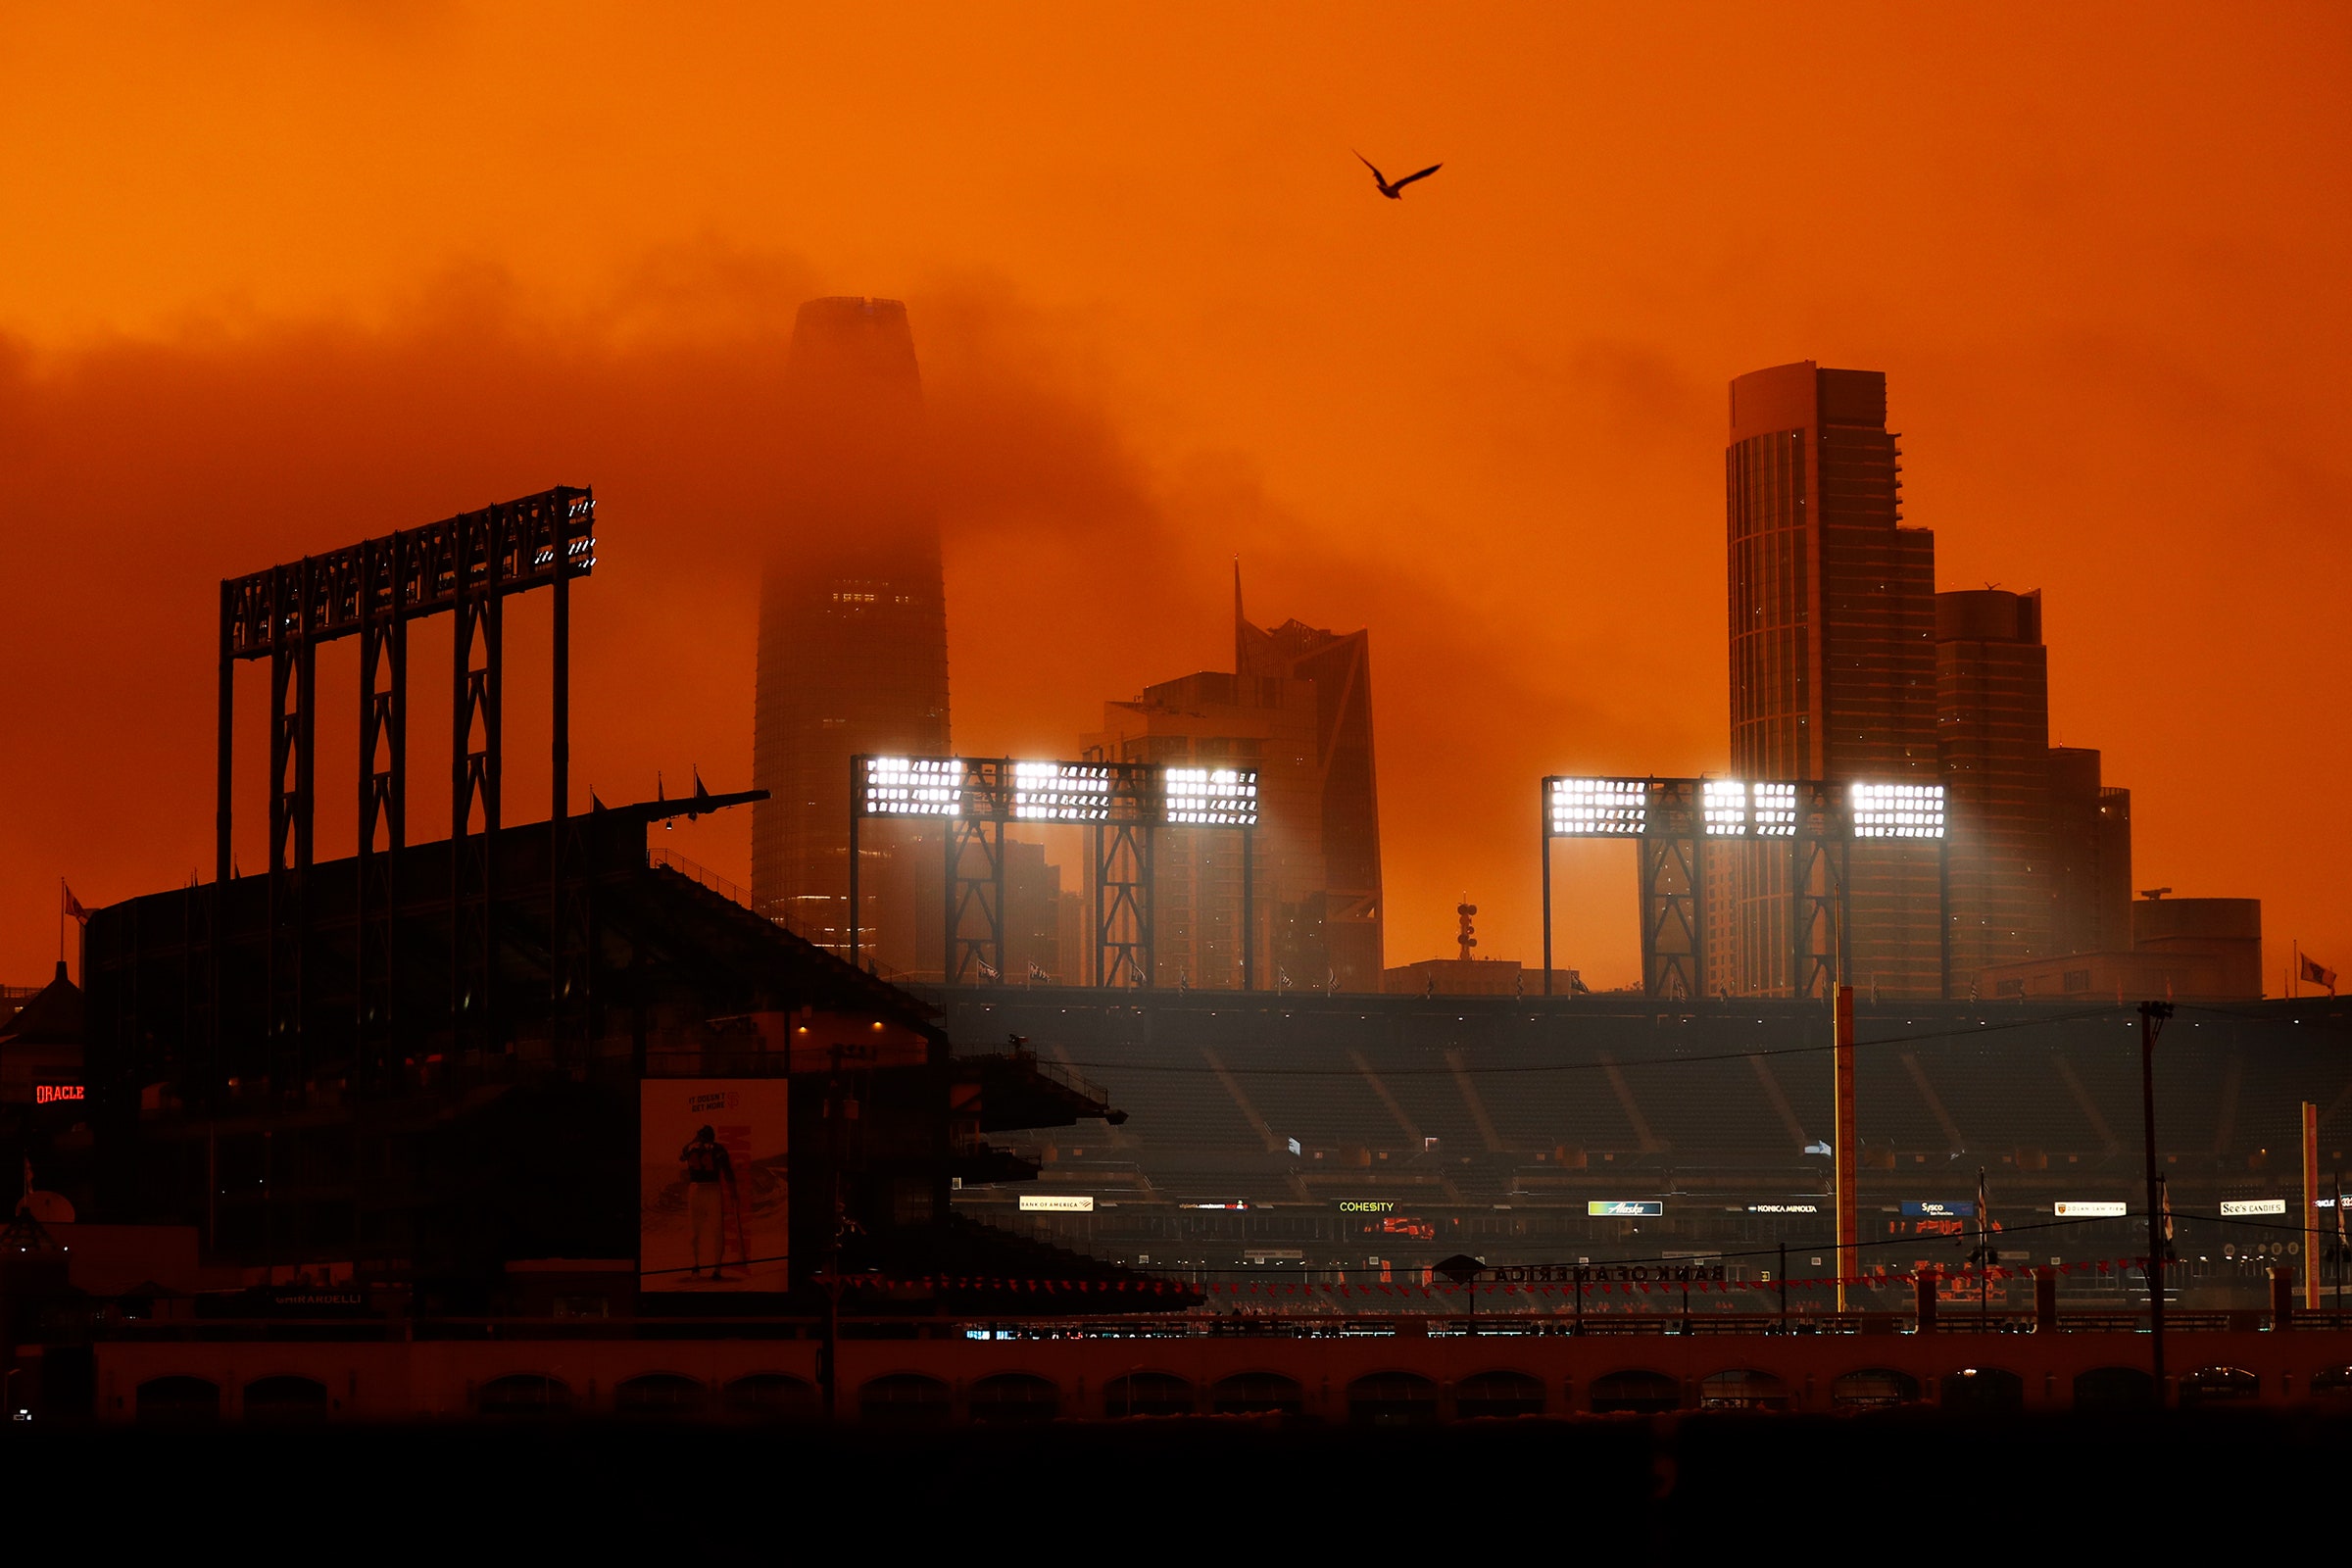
[931,987,2352,1291]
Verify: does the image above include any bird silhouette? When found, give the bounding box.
[1355,150,1442,200]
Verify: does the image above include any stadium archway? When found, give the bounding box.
[1348,1371,1440,1426]
[2310,1366,2352,1399]
[243,1374,329,1423]
[615,1373,710,1418]
[1211,1371,1304,1416]
[1831,1368,1921,1408]
[859,1372,952,1426]
[969,1373,1060,1424]
[2179,1367,2260,1407]
[1699,1368,1788,1410]
[723,1372,818,1419]
[2072,1366,2156,1410]
[476,1373,572,1418]
[1938,1367,2023,1413]
[136,1375,220,1426]
[1105,1372,1194,1417]
[1455,1370,1546,1419]
[1590,1369,1681,1414]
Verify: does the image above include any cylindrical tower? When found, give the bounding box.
[752,298,950,964]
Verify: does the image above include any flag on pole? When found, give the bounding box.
[2301,953,2338,996]
[62,883,88,923]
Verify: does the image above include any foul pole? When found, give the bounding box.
[1833,983,1858,1312]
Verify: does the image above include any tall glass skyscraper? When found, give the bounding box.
[1721,363,1942,998]
[751,298,950,961]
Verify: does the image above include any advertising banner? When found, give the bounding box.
[640,1079,789,1293]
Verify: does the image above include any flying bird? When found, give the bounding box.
[1355,150,1442,200]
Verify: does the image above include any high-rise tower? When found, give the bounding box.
[1235,580,1385,989]
[1936,588,2053,988]
[1723,363,1941,997]
[751,298,950,961]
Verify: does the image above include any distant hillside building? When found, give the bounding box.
[751,298,951,968]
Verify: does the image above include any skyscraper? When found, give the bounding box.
[2045,747,2132,956]
[1083,671,1323,990]
[751,298,950,962]
[1936,588,2053,989]
[1236,583,1385,989]
[1723,363,1941,998]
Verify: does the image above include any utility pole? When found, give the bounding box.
[2139,1000,2175,1396]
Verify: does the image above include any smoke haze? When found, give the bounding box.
[2,6,2347,988]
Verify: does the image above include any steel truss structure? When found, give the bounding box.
[1540,775,1942,1001]
[849,755,1257,989]
[215,489,596,1093]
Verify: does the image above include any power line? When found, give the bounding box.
[1054,1004,2131,1078]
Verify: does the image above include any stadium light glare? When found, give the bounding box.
[1162,765,1258,827]
[1851,781,1945,840]
[861,756,962,816]
[1010,760,1114,823]
[1549,777,1646,837]
[1750,780,1796,837]
[1702,778,1747,836]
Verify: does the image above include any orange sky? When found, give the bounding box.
[3,3,2347,991]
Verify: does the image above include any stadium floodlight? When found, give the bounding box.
[1750,780,1796,836]
[1163,766,1258,827]
[1702,778,1747,836]
[860,756,964,817]
[1010,760,1113,823]
[1548,777,1647,837]
[1850,781,1945,840]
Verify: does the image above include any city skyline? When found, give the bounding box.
[0,8,2344,994]
[7,4,2352,1467]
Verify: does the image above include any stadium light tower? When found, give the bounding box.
[850,754,1259,989]
[1538,775,1943,999]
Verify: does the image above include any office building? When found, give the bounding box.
[1936,588,2053,991]
[1235,586,1385,989]
[1083,671,1323,990]
[1721,363,1941,998]
[751,299,951,966]
[2046,747,2132,956]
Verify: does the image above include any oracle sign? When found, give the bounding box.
[35,1083,83,1105]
